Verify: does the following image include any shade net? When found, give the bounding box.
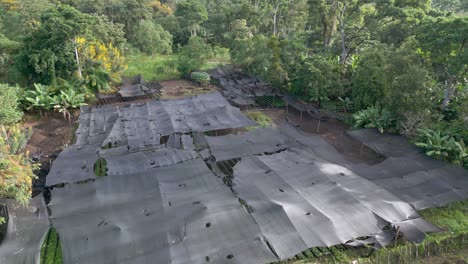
[0,195,49,264]
[46,92,255,186]
[49,159,277,264]
[38,92,467,263]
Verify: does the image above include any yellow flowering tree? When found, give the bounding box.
[148,0,173,15]
[76,37,127,92]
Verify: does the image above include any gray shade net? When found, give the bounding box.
[347,129,468,210]
[49,159,277,264]
[206,128,296,161]
[0,196,49,264]
[46,92,255,186]
[230,148,438,258]
[39,92,467,264]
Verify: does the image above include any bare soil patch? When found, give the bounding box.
[159,79,217,99]
[258,108,385,165]
[23,114,77,193]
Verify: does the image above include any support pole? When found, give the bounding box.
[317,119,321,133]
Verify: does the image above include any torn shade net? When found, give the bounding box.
[48,159,277,264]
[0,195,49,264]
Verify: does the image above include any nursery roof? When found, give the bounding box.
[7,92,467,264]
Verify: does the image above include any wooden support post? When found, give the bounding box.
[300,110,303,121]
[317,119,321,133]
[395,226,400,246]
[360,143,364,156]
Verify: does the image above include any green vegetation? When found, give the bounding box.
[40,228,63,264]
[94,158,107,177]
[0,0,465,259]
[353,106,396,134]
[421,200,467,241]
[415,129,468,168]
[177,36,213,74]
[190,71,210,86]
[246,111,273,128]
[0,84,23,125]
[124,53,180,82]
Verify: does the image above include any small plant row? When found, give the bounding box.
[20,84,86,120]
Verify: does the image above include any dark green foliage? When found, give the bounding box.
[175,0,208,37]
[17,4,93,86]
[94,158,107,177]
[177,36,213,74]
[353,105,397,133]
[131,20,173,55]
[40,228,63,264]
[415,129,468,168]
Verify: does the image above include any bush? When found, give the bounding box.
[130,20,173,55]
[353,105,396,133]
[0,84,23,125]
[23,83,86,119]
[0,125,38,205]
[190,72,210,85]
[415,129,468,168]
[177,36,213,74]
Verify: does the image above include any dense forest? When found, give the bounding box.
[0,0,466,206]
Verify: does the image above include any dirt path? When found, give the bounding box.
[257,108,385,165]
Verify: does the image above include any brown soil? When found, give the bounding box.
[24,115,75,158]
[258,108,386,165]
[159,79,217,99]
[23,113,77,193]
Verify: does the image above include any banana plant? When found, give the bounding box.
[54,88,86,122]
[24,84,56,116]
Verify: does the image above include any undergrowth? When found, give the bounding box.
[40,228,63,264]
[246,111,273,129]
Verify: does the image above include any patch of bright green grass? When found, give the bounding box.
[124,51,231,82]
[420,200,468,241]
[124,53,181,82]
[94,158,107,177]
[246,111,273,129]
[40,228,63,264]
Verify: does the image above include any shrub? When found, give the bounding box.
[246,112,273,128]
[0,84,23,125]
[0,125,38,205]
[415,129,468,168]
[177,36,213,74]
[190,72,210,86]
[353,105,396,133]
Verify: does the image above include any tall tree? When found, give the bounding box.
[175,0,208,37]
[17,4,92,86]
[416,16,468,109]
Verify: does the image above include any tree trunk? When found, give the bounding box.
[74,37,82,79]
[273,3,279,36]
[338,1,348,64]
[321,0,338,47]
[441,78,457,109]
